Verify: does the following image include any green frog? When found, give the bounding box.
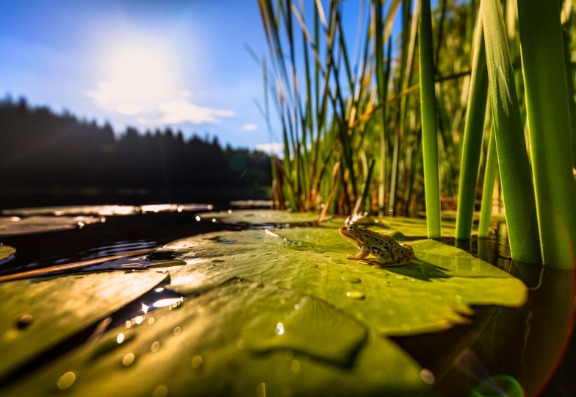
[339,224,416,266]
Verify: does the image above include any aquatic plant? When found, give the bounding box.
[258,0,576,267]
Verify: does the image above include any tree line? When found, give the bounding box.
[0,97,272,193]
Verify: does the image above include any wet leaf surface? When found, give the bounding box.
[197,210,474,237]
[0,215,104,236]
[0,271,168,380]
[1,204,213,217]
[4,280,425,397]
[197,209,326,225]
[160,227,526,335]
[0,216,528,396]
[0,244,16,261]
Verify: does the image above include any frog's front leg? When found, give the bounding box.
[348,245,370,260]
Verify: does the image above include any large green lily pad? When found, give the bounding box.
[0,271,168,380]
[197,209,327,225]
[197,210,475,237]
[158,227,526,335]
[3,279,426,397]
[0,244,16,261]
[0,223,527,396]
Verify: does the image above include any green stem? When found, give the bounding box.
[481,0,542,263]
[516,0,576,268]
[478,129,497,238]
[419,0,442,238]
[456,13,488,240]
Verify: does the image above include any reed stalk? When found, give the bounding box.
[481,0,541,263]
[516,0,576,268]
[478,129,497,238]
[418,0,442,238]
[455,13,488,240]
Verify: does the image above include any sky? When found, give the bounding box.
[0,0,280,152]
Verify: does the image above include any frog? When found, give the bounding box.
[339,224,416,266]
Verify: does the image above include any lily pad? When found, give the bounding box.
[229,199,274,208]
[0,271,168,380]
[157,227,526,335]
[0,225,528,396]
[0,215,104,236]
[0,244,16,261]
[196,209,327,225]
[197,210,476,238]
[3,279,426,397]
[1,203,213,217]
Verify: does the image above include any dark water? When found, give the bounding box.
[0,210,240,274]
[0,207,574,396]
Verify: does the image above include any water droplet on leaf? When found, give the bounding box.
[15,314,33,329]
[152,385,168,397]
[420,368,435,384]
[346,291,365,300]
[57,371,76,390]
[122,353,136,367]
[191,355,203,369]
[290,359,301,373]
[151,341,160,353]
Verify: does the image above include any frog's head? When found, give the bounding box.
[401,243,416,258]
[339,224,363,246]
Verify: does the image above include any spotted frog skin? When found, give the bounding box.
[339,224,416,266]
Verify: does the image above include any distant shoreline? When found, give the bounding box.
[0,185,271,209]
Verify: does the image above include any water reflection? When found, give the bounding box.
[395,264,575,396]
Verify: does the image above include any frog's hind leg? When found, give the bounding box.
[370,260,406,268]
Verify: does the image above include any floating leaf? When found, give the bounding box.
[198,210,479,238]
[196,209,327,225]
[0,244,16,261]
[0,271,168,380]
[0,225,528,395]
[3,280,426,397]
[0,215,104,236]
[1,204,213,217]
[158,227,526,335]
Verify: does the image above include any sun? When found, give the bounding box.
[87,34,234,126]
[88,38,178,115]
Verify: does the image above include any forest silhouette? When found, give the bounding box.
[0,97,272,207]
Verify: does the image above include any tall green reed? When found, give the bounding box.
[516,0,576,268]
[455,13,487,240]
[418,0,441,238]
[257,0,575,267]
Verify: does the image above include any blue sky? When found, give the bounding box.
[0,0,277,151]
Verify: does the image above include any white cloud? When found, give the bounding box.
[256,142,284,156]
[242,123,258,131]
[86,85,234,126]
[157,97,234,124]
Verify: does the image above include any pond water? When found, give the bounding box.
[0,204,574,396]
